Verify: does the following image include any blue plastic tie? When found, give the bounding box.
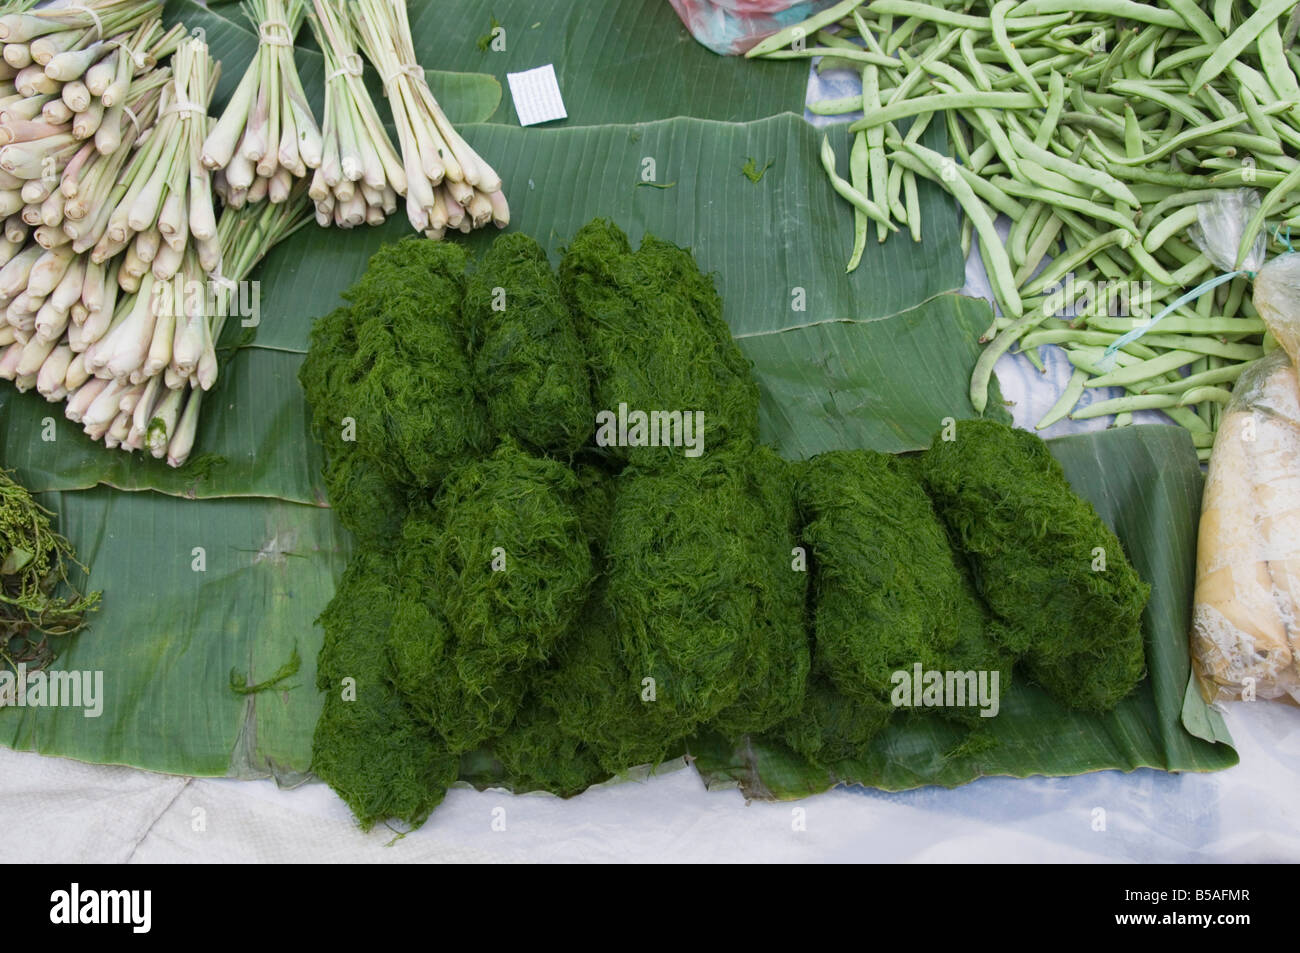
[1097,269,1252,371]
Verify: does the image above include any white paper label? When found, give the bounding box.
[507,64,567,126]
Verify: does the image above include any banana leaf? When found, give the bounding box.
[2,115,963,502]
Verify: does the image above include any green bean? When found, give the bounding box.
[847,91,1038,132]
[958,28,990,92]
[746,0,865,57]
[900,139,1023,322]
[869,0,992,31]
[1024,228,1131,297]
[762,47,902,67]
[1008,200,1045,268]
[1014,0,1186,28]
[1193,0,1297,90]
[888,148,1024,220]
[903,169,922,241]
[970,302,1057,412]
[1179,386,1234,406]
[1114,104,1292,166]
[1144,361,1254,394]
[991,0,1046,105]
[847,132,870,273]
[1120,241,1176,286]
[1212,0,1234,37]
[1008,129,1139,207]
[1137,26,1163,77]
[819,135,898,234]
[1107,79,1210,125]
[968,138,998,173]
[1030,70,1066,150]
[886,29,964,105]
[1014,211,1064,286]
[1071,393,1180,419]
[815,29,861,51]
[1237,163,1300,268]
[991,176,1140,236]
[886,159,907,221]
[1089,315,1267,335]
[885,14,924,54]
[809,95,867,115]
[1139,335,1264,361]
[1088,349,1200,388]
[1036,367,1088,429]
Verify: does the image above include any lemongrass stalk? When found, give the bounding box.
[62,350,87,389]
[26,243,73,296]
[84,48,115,94]
[0,92,49,123]
[166,384,200,466]
[64,375,105,420]
[0,239,39,295]
[3,42,32,69]
[38,187,61,224]
[145,381,183,455]
[84,377,129,429]
[33,223,69,247]
[132,224,158,263]
[35,340,70,395]
[45,41,103,81]
[72,100,102,138]
[15,326,54,374]
[129,369,158,434]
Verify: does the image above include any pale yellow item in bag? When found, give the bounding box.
[1192,352,1300,703]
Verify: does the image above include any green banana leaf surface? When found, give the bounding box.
[0,0,1234,787]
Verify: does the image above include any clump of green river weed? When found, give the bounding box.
[300,225,1151,831]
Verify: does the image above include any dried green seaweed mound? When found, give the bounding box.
[789,449,1013,760]
[540,580,691,775]
[465,233,594,457]
[559,219,759,467]
[387,439,594,753]
[603,446,809,738]
[298,239,489,491]
[917,419,1149,713]
[492,696,611,797]
[312,549,459,831]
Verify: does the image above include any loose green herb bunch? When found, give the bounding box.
[302,223,1151,831]
[0,468,99,671]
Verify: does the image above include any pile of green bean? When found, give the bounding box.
[749,0,1300,459]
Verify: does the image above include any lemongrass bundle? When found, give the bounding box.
[302,0,401,228]
[88,37,217,280]
[351,0,507,239]
[201,0,320,208]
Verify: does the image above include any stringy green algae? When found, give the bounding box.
[388,440,593,753]
[917,419,1149,713]
[298,239,489,491]
[778,449,1014,763]
[559,219,760,467]
[312,549,459,831]
[465,233,594,457]
[604,445,809,739]
[301,222,1152,830]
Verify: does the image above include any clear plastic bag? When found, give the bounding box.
[1253,252,1300,368]
[1192,351,1300,704]
[1189,189,1267,274]
[667,0,839,54]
